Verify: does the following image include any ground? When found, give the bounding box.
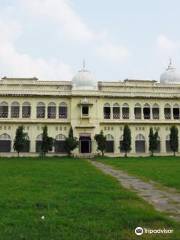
[97,156,180,190]
[0,157,179,240]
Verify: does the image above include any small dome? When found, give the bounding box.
[72,63,97,90]
[160,60,180,84]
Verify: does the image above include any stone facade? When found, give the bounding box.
[0,76,180,156]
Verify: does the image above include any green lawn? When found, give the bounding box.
[0,157,179,240]
[97,156,180,190]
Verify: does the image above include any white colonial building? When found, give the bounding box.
[0,61,180,156]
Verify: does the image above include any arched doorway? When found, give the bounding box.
[21,135,30,152]
[105,134,114,153]
[79,135,91,154]
[0,134,11,152]
[36,134,43,153]
[55,134,66,153]
[135,134,145,153]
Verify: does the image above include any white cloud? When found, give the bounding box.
[20,0,96,42]
[0,1,131,79]
[0,18,73,80]
[157,34,178,51]
[20,0,130,62]
[96,42,130,62]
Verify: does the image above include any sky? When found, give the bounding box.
[0,0,180,81]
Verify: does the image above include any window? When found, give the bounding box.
[55,134,66,153]
[0,133,11,152]
[122,103,129,119]
[36,134,43,153]
[143,104,150,119]
[104,103,111,119]
[113,103,120,119]
[173,104,179,119]
[22,102,31,118]
[48,102,56,119]
[105,134,114,153]
[152,104,159,120]
[82,106,89,116]
[164,104,171,119]
[21,135,30,152]
[0,102,8,118]
[59,102,67,119]
[135,134,145,153]
[37,102,45,118]
[134,103,141,119]
[11,102,20,118]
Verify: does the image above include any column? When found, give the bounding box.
[150,107,153,120]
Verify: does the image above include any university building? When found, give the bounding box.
[0,61,180,156]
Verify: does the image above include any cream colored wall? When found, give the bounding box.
[0,93,180,155]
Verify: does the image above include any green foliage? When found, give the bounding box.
[13,126,28,156]
[120,124,131,157]
[98,156,180,190]
[94,130,106,156]
[0,158,179,239]
[170,125,179,156]
[65,127,78,155]
[41,126,54,157]
[149,127,159,156]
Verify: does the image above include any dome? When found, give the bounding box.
[160,60,180,84]
[72,63,97,90]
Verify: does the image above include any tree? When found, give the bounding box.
[65,127,78,156]
[149,128,159,156]
[170,125,178,156]
[120,124,131,157]
[41,126,54,157]
[94,130,106,156]
[13,126,28,157]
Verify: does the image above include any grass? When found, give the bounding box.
[0,157,179,240]
[97,156,180,190]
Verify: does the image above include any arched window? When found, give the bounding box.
[22,102,31,118]
[36,134,43,153]
[154,136,161,153]
[37,102,45,118]
[48,102,56,119]
[55,134,66,153]
[0,102,8,118]
[59,102,67,119]
[152,103,159,120]
[21,135,30,152]
[0,133,11,152]
[104,103,111,119]
[113,103,120,119]
[166,135,171,152]
[173,104,180,119]
[135,134,145,153]
[134,103,141,119]
[164,104,171,120]
[11,102,20,118]
[122,103,129,119]
[143,103,150,119]
[105,134,114,153]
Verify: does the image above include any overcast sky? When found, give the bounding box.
[0,0,179,81]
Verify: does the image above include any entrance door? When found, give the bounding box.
[80,136,91,154]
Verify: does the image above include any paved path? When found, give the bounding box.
[90,161,180,222]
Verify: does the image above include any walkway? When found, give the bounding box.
[90,161,180,222]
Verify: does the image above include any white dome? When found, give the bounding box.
[160,60,180,84]
[72,65,97,90]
